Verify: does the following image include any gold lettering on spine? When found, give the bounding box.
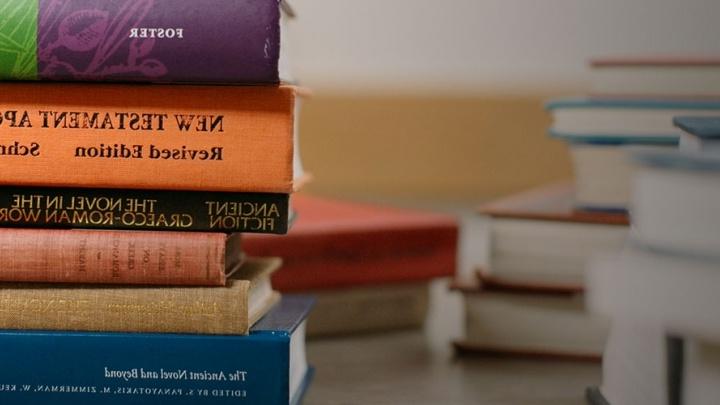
[204,201,281,231]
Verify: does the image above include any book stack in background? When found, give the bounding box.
[586,117,720,405]
[0,1,312,404]
[452,183,625,360]
[452,57,720,360]
[547,57,720,212]
[245,195,458,337]
[453,57,720,362]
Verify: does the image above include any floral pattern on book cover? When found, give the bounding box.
[38,0,167,80]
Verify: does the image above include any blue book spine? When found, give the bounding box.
[0,330,291,405]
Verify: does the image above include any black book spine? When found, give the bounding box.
[0,186,289,234]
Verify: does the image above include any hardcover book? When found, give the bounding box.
[0,228,243,286]
[0,0,281,83]
[0,186,289,233]
[244,194,459,291]
[0,295,314,405]
[304,282,429,337]
[0,83,296,193]
[563,143,676,211]
[546,97,720,144]
[674,116,720,152]
[631,149,720,257]
[244,195,456,336]
[0,257,281,334]
[453,282,609,361]
[588,246,720,343]
[478,183,628,288]
[590,56,720,97]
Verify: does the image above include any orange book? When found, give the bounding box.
[0,83,295,193]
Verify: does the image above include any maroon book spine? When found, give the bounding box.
[0,228,233,285]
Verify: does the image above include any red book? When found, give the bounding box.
[0,229,241,286]
[243,195,458,291]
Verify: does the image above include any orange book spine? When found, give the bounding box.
[0,83,295,193]
[0,228,234,286]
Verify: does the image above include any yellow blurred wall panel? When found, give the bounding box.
[299,94,572,201]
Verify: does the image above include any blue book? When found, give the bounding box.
[674,116,720,152]
[632,148,720,172]
[0,296,314,405]
[546,97,720,145]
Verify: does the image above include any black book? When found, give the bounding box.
[0,186,289,234]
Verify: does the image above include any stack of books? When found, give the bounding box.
[453,183,625,360]
[586,118,720,405]
[0,1,312,404]
[547,57,720,212]
[245,195,459,337]
[455,57,720,363]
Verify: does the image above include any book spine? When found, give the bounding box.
[0,83,295,193]
[0,276,250,333]
[0,228,233,286]
[0,186,288,234]
[0,330,291,405]
[1,0,279,83]
[244,226,458,291]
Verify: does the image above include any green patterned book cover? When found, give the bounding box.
[0,1,37,79]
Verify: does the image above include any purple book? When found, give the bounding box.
[0,0,280,83]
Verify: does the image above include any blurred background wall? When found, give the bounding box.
[285,0,720,201]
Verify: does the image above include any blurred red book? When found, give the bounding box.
[243,195,458,336]
[244,194,458,292]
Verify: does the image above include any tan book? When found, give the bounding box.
[0,257,280,335]
[305,282,429,337]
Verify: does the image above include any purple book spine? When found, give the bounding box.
[35,0,280,83]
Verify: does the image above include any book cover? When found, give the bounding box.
[478,182,629,226]
[0,0,280,83]
[546,97,720,111]
[0,186,289,234]
[0,295,314,405]
[674,116,720,153]
[0,83,295,193]
[0,257,281,334]
[0,228,242,286]
[588,246,720,343]
[243,195,458,291]
[472,269,585,295]
[674,116,720,139]
[631,149,720,257]
[453,283,608,361]
[477,183,629,288]
[632,148,720,172]
[547,97,720,145]
[589,56,720,99]
[305,282,429,337]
